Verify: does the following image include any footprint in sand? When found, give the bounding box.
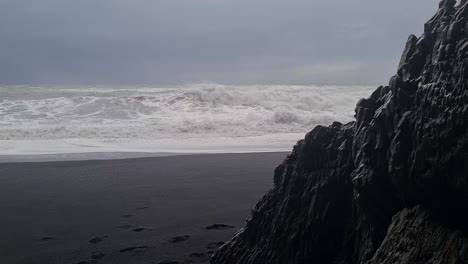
[206,241,224,249]
[89,236,108,244]
[40,236,56,242]
[90,252,106,261]
[73,252,105,264]
[132,227,151,232]
[119,246,149,253]
[205,224,235,230]
[158,250,214,264]
[168,235,190,243]
[188,251,215,262]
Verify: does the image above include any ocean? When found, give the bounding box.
[0,84,375,156]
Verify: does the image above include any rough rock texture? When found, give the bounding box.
[368,206,468,264]
[211,1,468,263]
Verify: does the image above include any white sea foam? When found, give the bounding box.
[0,84,375,155]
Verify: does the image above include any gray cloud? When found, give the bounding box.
[0,0,440,85]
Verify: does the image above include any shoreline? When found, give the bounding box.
[0,150,290,163]
[0,134,302,161]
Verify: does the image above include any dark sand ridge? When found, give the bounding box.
[0,152,288,264]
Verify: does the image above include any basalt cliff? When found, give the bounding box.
[211,1,468,263]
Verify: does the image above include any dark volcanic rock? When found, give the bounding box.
[212,1,468,263]
[368,206,468,264]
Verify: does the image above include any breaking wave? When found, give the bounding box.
[0,84,375,154]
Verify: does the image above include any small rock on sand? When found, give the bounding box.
[205,224,235,230]
[132,227,148,232]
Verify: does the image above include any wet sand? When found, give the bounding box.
[0,152,288,264]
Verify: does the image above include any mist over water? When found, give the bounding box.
[0,84,375,154]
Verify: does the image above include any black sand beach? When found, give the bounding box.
[0,152,288,264]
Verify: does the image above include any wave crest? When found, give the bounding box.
[0,84,375,142]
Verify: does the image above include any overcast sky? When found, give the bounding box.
[0,0,440,85]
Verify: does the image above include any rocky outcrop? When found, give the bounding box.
[368,206,468,264]
[211,1,468,263]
